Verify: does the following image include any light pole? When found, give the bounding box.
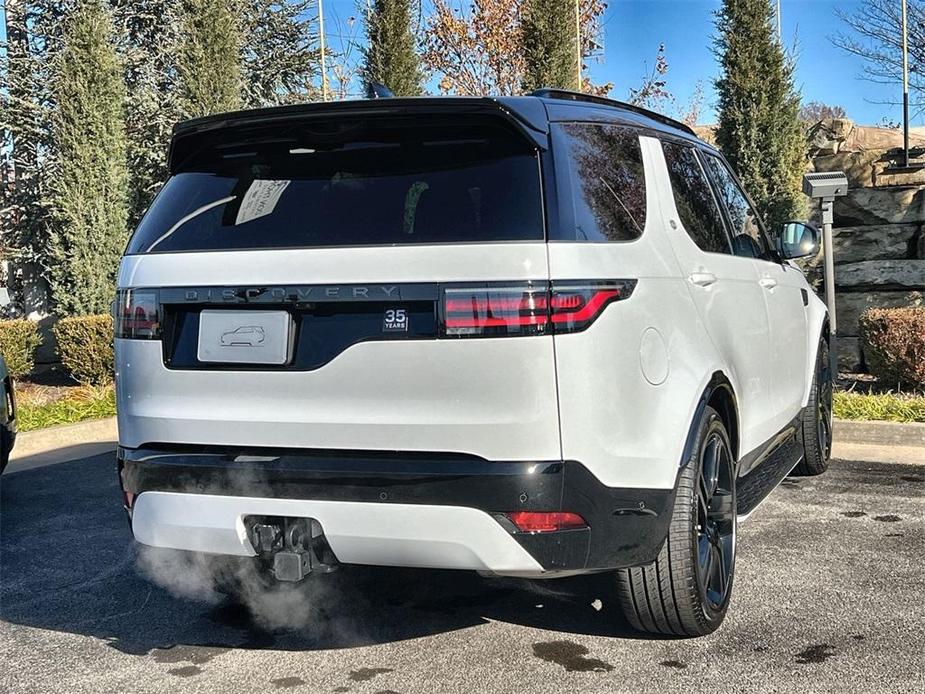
[777,0,782,40]
[575,0,582,89]
[319,0,329,101]
[902,0,910,167]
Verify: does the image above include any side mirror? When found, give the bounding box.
[777,221,820,259]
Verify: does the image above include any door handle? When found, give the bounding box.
[689,272,717,287]
[759,277,778,290]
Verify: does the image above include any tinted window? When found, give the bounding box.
[556,123,646,241]
[126,120,543,254]
[662,142,730,254]
[703,155,770,259]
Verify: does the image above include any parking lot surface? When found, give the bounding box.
[1,452,922,694]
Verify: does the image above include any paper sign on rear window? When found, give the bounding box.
[235,180,291,225]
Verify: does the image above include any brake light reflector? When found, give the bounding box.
[507,511,588,533]
[115,289,161,339]
[441,280,635,337]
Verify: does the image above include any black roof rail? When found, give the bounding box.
[529,88,697,137]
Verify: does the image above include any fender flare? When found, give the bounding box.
[679,372,739,471]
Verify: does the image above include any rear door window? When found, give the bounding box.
[126,119,544,254]
[554,123,646,242]
[702,154,772,260]
[662,141,731,255]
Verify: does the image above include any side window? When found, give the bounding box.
[703,154,771,260]
[556,123,646,241]
[662,142,730,255]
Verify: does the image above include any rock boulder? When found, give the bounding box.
[812,150,884,188]
[836,337,862,372]
[832,225,919,264]
[834,187,925,226]
[834,260,925,289]
[841,125,925,152]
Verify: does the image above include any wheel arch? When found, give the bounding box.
[681,372,740,468]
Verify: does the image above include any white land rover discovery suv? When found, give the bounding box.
[116,89,832,637]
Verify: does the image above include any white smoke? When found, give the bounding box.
[136,545,222,604]
[132,460,338,631]
[136,544,327,631]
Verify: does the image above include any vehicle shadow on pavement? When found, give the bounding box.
[0,454,649,657]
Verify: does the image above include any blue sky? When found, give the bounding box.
[579,0,906,125]
[0,1,910,126]
[338,0,910,126]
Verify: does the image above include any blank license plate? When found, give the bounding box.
[197,310,292,365]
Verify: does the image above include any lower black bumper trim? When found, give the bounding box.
[119,446,675,571]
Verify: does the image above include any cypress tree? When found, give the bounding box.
[714,0,805,227]
[1,0,68,316]
[178,0,243,118]
[47,0,129,316]
[1,0,42,262]
[363,0,423,97]
[521,0,579,92]
[243,0,318,106]
[112,0,183,225]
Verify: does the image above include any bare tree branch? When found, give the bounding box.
[831,0,925,113]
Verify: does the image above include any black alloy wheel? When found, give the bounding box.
[616,406,737,636]
[696,430,736,611]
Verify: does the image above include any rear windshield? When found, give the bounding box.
[126,118,544,254]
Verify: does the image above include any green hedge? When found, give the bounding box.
[0,319,43,377]
[859,307,925,391]
[833,391,925,424]
[53,315,114,385]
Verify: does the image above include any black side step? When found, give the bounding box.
[736,435,804,516]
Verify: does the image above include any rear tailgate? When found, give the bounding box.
[116,107,562,463]
[116,246,560,461]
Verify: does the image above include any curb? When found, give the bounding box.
[834,418,925,447]
[10,416,118,464]
[6,416,922,466]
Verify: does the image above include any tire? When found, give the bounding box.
[793,337,832,476]
[616,405,737,637]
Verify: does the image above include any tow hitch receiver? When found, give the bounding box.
[246,517,339,583]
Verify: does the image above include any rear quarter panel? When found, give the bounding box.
[548,134,725,490]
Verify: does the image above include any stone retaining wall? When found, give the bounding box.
[809,120,925,370]
[696,119,925,370]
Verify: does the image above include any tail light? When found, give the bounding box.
[441,280,635,338]
[114,289,161,339]
[443,284,549,337]
[507,511,588,533]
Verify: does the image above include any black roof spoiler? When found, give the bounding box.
[167,97,550,174]
[529,88,697,136]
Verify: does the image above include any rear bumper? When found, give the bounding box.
[119,447,676,574]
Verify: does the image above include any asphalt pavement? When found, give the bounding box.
[0,451,922,694]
